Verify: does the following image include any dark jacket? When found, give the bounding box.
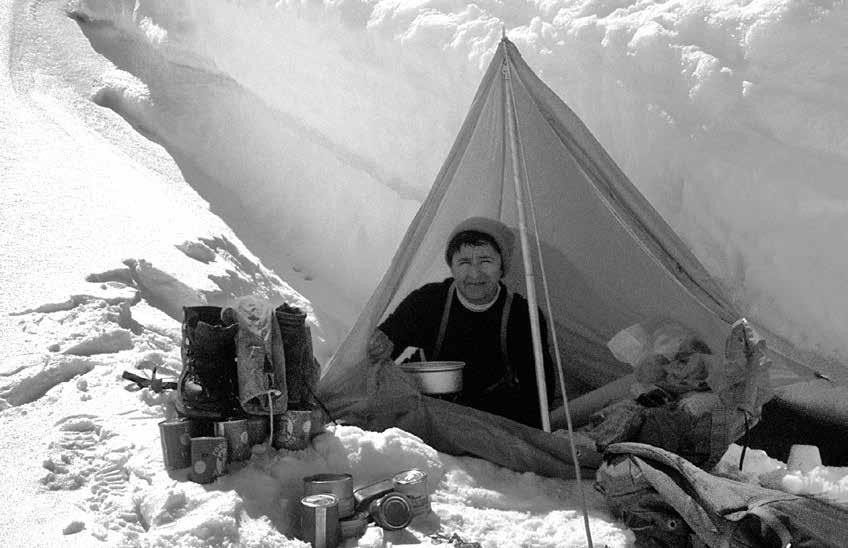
[379,278,555,427]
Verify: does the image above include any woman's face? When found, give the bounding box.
[450,243,502,304]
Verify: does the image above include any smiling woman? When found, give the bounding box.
[449,234,503,306]
[367,217,556,428]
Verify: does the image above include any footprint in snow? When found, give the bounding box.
[40,414,147,540]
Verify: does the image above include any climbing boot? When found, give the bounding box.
[176,305,240,419]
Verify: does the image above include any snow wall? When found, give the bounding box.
[68,0,848,367]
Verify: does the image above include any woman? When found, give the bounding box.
[367,216,554,428]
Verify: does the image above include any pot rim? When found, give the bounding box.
[399,361,465,373]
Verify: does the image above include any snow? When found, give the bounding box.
[2,0,848,546]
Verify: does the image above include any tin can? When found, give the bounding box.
[304,473,355,518]
[352,478,395,511]
[339,510,370,539]
[245,415,270,446]
[158,419,192,470]
[369,492,412,531]
[189,436,227,484]
[213,419,251,462]
[392,469,430,516]
[300,493,339,548]
[273,409,314,450]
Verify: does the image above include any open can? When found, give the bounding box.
[304,473,355,518]
[300,493,339,548]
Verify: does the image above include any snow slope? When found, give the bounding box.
[3,0,848,546]
[0,1,624,545]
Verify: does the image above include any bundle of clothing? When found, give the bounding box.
[584,318,771,470]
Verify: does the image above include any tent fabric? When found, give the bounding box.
[316,38,825,477]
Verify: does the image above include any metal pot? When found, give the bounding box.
[399,361,465,395]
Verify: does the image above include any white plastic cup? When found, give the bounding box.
[787,444,822,474]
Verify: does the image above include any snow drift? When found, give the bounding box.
[4,0,848,546]
[65,0,848,368]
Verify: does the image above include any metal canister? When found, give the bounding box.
[392,469,431,516]
[339,510,370,539]
[369,492,413,531]
[245,415,270,446]
[300,493,339,548]
[158,418,192,470]
[304,473,355,518]
[189,436,227,484]
[273,410,314,450]
[353,478,395,512]
[213,419,251,462]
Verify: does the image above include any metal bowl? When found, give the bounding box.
[399,361,465,394]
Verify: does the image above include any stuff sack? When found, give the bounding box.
[597,442,848,548]
[176,306,240,419]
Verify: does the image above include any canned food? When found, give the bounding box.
[304,473,355,518]
[300,493,339,548]
[213,419,251,462]
[339,510,370,539]
[245,415,270,446]
[369,492,413,531]
[189,436,227,484]
[392,469,430,516]
[353,478,395,511]
[158,419,192,470]
[273,410,315,450]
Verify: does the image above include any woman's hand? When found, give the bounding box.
[367,329,395,364]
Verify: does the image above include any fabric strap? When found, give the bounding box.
[433,283,456,360]
[434,282,514,384]
[500,291,515,384]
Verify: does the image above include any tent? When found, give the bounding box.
[316,37,840,477]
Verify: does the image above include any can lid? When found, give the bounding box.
[371,493,412,530]
[301,493,338,508]
[393,469,426,484]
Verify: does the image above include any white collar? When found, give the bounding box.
[455,283,501,312]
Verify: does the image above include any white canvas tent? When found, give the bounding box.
[317,37,837,476]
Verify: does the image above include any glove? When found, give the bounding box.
[366,329,395,364]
